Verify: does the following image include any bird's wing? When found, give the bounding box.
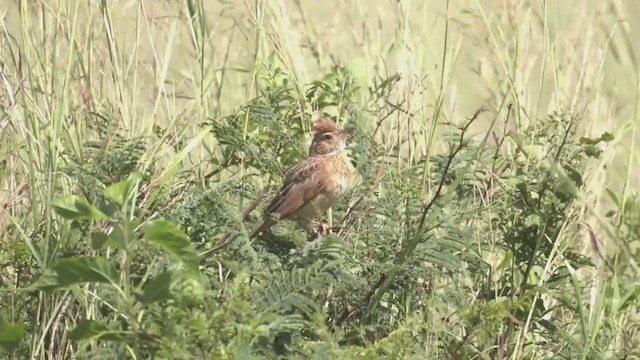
[264,159,324,220]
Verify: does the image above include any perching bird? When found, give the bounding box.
[250,117,355,238]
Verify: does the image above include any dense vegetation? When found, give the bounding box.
[0,1,638,359]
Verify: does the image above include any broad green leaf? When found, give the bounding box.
[135,271,174,305]
[70,320,127,342]
[143,220,198,272]
[52,195,109,221]
[105,172,143,206]
[105,181,130,207]
[91,232,124,250]
[109,220,140,248]
[99,202,120,218]
[0,317,24,353]
[31,257,118,291]
[91,220,140,250]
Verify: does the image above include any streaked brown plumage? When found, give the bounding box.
[250,118,355,238]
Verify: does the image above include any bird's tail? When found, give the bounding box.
[249,217,275,238]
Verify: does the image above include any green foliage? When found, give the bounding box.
[31,256,119,291]
[142,220,198,273]
[168,180,255,246]
[62,113,149,207]
[3,1,638,358]
[0,315,25,353]
[2,63,630,359]
[51,195,110,221]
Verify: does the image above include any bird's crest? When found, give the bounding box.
[312,118,339,134]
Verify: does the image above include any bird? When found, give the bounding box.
[249,117,355,239]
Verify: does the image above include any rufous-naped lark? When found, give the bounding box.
[250,118,355,238]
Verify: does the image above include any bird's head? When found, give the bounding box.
[308,118,353,156]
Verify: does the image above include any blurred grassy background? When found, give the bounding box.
[2,1,636,156]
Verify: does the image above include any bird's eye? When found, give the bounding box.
[323,133,333,140]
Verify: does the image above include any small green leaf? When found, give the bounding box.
[0,316,24,353]
[91,232,109,249]
[565,166,583,187]
[579,136,598,145]
[110,220,139,249]
[143,220,198,272]
[583,145,602,158]
[70,320,127,342]
[105,172,143,206]
[31,257,118,291]
[601,132,614,142]
[105,181,130,207]
[91,221,140,250]
[528,265,544,284]
[524,214,541,227]
[90,232,126,250]
[580,132,614,147]
[52,195,109,221]
[135,271,174,305]
[605,188,619,207]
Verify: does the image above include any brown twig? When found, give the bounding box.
[199,183,271,261]
[336,108,486,326]
[337,164,386,236]
[415,107,486,235]
[336,82,424,235]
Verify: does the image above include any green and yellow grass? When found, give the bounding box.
[0,0,639,359]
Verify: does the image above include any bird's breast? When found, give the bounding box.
[324,154,354,198]
[292,154,354,220]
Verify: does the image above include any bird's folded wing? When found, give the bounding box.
[264,160,324,220]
